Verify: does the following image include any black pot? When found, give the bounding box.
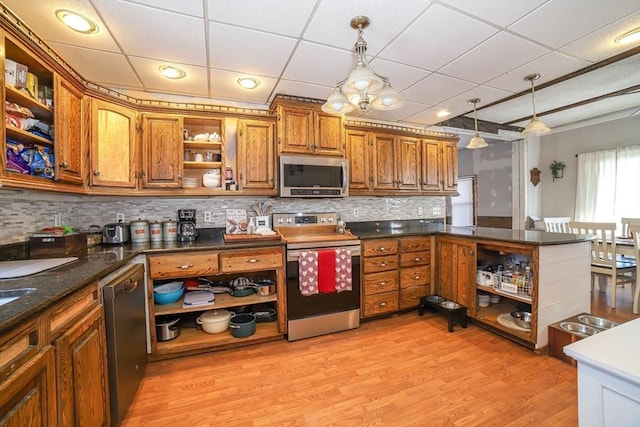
[229,313,256,338]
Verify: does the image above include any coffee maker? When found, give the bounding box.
[177,209,197,241]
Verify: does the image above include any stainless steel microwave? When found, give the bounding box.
[279,155,349,198]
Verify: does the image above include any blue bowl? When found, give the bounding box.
[154,286,184,305]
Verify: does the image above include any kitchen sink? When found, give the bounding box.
[0,288,36,306]
[577,314,619,330]
[559,321,600,338]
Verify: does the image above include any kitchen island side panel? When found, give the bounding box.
[537,242,591,347]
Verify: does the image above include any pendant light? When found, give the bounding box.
[466,98,488,149]
[321,16,402,114]
[522,73,550,137]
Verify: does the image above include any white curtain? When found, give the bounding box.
[575,145,640,224]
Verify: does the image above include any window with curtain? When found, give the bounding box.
[575,145,640,229]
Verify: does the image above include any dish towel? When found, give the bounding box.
[298,249,352,295]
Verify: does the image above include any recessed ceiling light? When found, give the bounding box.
[615,27,640,44]
[55,10,98,34]
[437,110,451,118]
[158,65,186,80]
[237,77,260,89]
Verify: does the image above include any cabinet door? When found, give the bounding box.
[0,346,57,427]
[421,139,441,191]
[345,129,370,191]
[238,119,275,191]
[90,99,138,188]
[54,305,110,427]
[437,237,476,315]
[141,113,182,188]
[54,75,85,185]
[314,112,344,156]
[442,140,458,192]
[397,136,420,190]
[277,105,313,154]
[371,133,396,190]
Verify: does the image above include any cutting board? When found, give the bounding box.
[0,257,78,279]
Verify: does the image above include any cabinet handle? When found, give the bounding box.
[59,161,68,168]
[379,302,387,307]
[247,259,258,263]
[93,170,100,176]
[379,281,387,286]
[469,249,475,255]
[378,262,387,267]
[378,247,388,252]
[177,175,182,179]
[178,263,194,269]
[413,275,421,279]
[414,257,421,262]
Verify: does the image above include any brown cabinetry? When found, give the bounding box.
[345,129,370,190]
[90,98,138,189]
[181,116,226,191]
[54,75,86,186]
[237,118,276,193]
[273,98,344,156]
[141,113,183,188]
[436,236,476,315]
[421,139,458,193]
[147,246,286,360]
[399,236,432,309]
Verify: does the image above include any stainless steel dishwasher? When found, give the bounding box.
[101,261,147,425]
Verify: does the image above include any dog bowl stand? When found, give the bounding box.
[418,295,467,332]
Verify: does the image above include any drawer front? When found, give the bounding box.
[220,247,283,273]
[0,318,41,382]
[400,250,430,267]
[363,292,399,317]
[49,283,100,338]
[363,255,398,274]
[149,252,219,278]
[363,271,398,295]
[362,239,398,257]
[399,286,429,309]
[400,237,431,252]
[400,265,431,288]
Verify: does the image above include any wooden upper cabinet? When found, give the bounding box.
[90,99,138,188]
[345,129,371,190]
[274,99,344,156]
[442,140,458,192]
[141,113,183,188]
[397,136,420,191]
[421,139,441,191]
[237,118,276,192]
[54,75,86,186]
[371,133,396,190]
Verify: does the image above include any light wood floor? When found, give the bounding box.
[123,286,638,427]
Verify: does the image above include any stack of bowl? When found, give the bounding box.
[153,281,184,304]
[477,293,491,308]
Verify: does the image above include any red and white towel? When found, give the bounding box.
[298,249,352,295]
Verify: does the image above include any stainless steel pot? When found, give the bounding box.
[156,316,181,341]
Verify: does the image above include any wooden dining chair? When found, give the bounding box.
[568,221,636,309]
[630,224,640,314]
[621,217,640,238]
[543,217,572,233]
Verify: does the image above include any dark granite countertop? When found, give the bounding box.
[0,228,283,335]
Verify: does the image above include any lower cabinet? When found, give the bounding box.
[436,236,476,315]
[361,236,432,318]
[147,246,287,360]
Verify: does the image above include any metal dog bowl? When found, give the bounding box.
[577,314,619,330]
[426,295,446,303]
[440,301,461,310]
[559,322,600,338]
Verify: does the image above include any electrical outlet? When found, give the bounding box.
[203,211,213,222]
[432,206,442,216]
[116,213,125,223]
[353,208,359,218]
[418,207,423,215]
[54,214,62,226]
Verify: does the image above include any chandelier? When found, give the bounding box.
[466,98,488,149]
[522,73,551,137]
[321,16,402,114]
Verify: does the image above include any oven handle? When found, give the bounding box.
[287,245,361,261]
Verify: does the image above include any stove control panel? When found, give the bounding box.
[273,212,338,227]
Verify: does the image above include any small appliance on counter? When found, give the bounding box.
[177,209,197,241]
[103,223,130,244]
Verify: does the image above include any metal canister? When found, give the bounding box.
[130,220,150,243]
[150,221,163,243]
[162,220,178,242]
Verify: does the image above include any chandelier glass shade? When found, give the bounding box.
[466,98,488,149]
[321,16,402,114]
[522,73,551,137]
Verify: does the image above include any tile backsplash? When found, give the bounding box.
[0,189,445,244]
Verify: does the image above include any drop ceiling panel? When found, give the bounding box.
[281,41,354,87]
[439,0,546,27]
[209,69,277,103]
[127,0,204,17]
[380,4,498,71]
[272,80,334,101]
[367,59,430,92]
[440,32,550,84]
[362,101,429,123]
[406,107,464,126]
[128,57,209,96]
[441,85,513,112]
[208,23,297,77]
[401,73,476,105]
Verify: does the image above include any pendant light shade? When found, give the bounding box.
[522,73,551,137]
[321,16,403,115]
[466,98,488,149]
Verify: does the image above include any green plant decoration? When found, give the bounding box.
[550,160,566,181]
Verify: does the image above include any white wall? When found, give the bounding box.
[539,116,640,218]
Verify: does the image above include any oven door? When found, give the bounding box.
[286,244,361,320]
